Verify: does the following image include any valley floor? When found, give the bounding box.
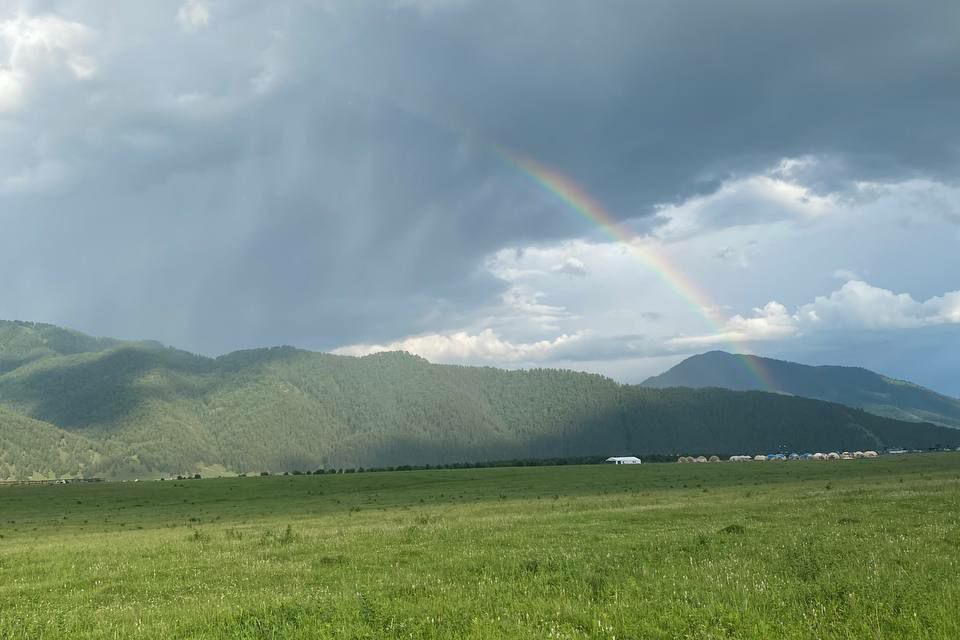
[1,455,959,638]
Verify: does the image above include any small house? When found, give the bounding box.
[605,456,642,465]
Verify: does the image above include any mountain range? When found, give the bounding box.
[0,320,958,480]
[643,351,960,429]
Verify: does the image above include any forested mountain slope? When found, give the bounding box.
[0,407,103,480]
[643,351,960,429]
[0,320,158,374]
[0,322,958,479]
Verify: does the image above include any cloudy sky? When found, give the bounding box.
[2,0,959,394]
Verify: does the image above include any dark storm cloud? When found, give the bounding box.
[405,0,960,208]
[1,0,958,353]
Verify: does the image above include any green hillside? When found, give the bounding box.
[0,406,104,479]
[643,350,960,429]
[0,321,958,479]
[0,319,160,373]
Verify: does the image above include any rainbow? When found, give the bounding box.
[369,93,778,390]
[498,146,779,392]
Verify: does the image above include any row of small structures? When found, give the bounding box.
[679,451,879,463]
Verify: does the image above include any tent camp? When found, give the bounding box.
[605,456,642,465]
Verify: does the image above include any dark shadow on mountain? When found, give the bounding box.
[0,356,43,375]
[214,346,312,372]
[360,388,960,469]
[552,388,960,457]
[1,346,217,430]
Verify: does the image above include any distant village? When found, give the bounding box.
[611,448,960,465]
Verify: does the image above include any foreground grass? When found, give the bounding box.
[1,455,959,638]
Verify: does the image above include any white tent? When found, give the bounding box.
[605,456,642,465]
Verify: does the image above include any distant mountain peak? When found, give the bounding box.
[643,352,960,429]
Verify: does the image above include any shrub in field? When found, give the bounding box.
[720,523,747,535]
[260,524,298,546]
[187,528,209,543]
[278,524,296,544]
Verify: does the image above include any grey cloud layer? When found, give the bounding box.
[2,0,958,354]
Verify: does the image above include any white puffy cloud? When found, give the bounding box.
[333,328,584,364]
[832,268,862,281]
[333,327,700,367]
[551,256,587,276]
[669,301,799,348]
[0,13,96,112]
[177,0,210,33]
[499,285,570,326]
[652,171,838,242]
[797,280,960,329]
[671,281,960,350]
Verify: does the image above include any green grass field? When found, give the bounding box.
[1,455,959,639]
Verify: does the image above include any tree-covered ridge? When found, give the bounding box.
[642,350,960,429]
[0,320,164,374]
[0,323,958,479]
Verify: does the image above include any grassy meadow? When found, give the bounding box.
[1,455,959,639]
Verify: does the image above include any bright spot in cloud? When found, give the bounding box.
[177,0,211,33]
[0,13,96,111]
[551,257,587,276]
